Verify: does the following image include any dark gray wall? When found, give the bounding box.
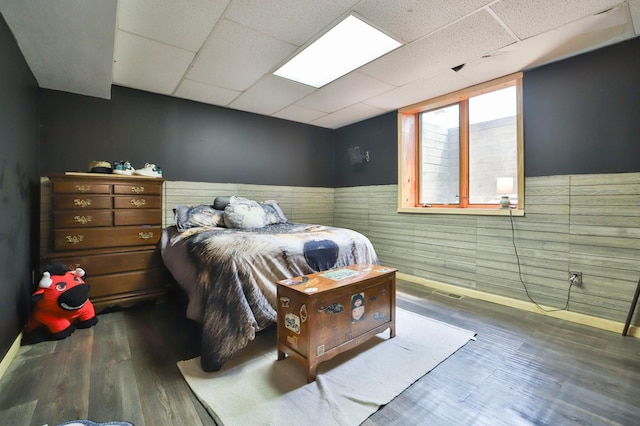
[524,36,640,176]
[333,36,640,187]
[334,111,397,188]
[39,87,336,187]
[39,35,640,193]
[0,13,40,361]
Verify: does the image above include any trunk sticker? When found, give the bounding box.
[285,313,301,334]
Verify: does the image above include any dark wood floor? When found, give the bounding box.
[1,280,639,426]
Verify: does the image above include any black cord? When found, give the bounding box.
[508,209,573,312]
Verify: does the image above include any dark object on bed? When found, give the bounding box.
[161,217,378,372]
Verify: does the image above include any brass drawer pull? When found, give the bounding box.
[74,184,91,193]
[131,186,145,194]
[73,215,93,224]
[65,235,84,244]
[74,198,92,208]
[130,199,146,207]
[139,231,154,240]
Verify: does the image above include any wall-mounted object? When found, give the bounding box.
[348,146,370,165]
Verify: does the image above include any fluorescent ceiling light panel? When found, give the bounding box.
[274,15,402,88]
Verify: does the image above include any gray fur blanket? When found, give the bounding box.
[161,223,378,371]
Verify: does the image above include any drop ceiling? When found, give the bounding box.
[1,0,639,129]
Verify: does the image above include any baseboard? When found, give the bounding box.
[0,333,22,380]
[397,272,639,338]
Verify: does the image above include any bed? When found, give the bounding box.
[160,197,379,371]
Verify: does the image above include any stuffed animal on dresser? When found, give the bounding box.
[22,263,98,345]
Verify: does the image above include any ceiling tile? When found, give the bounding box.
[113,31,195,95]
[364,69,468,111]
[225,0,359,46]
[117,0,229,52]
[273,104,327,124]
[460,4,634,85]
[0,0,116,99]
[490,0,622,40]
[186,19,296,92]
[355,0,493,42]
[174,79,241,107]
[359,9,516,87]
[3,0,638,130]
[310,103,387,129]
[228,75,315,115]
[295,72,394,113]
[630,0,640,34]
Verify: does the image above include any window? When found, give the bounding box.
[398,73,523,214]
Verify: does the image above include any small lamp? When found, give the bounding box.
[496,177,513,209]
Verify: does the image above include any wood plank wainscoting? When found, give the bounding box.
[162,180,335,227]
[334,173,640,335]
[38,173,640,333]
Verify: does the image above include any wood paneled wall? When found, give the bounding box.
[334,173,640,326]
[40,173,640,329]
[163,181,334,227]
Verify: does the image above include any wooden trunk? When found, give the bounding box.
[276,264,397,382]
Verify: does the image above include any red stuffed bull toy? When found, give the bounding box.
[22,263,98,345]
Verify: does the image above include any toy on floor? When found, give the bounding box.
[22,263,98,345]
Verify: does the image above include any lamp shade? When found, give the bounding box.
[497,177,514,194]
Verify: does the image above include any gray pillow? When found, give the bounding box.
[261,199,288,224]
[213,196,233,210]
[223,197,267,229]
[174,204,225,231]
[223,197,288,229]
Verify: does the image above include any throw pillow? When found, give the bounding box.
[174,204,225,231]
[223,197,267,229]
[261,200,289,224]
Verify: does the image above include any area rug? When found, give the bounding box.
[56,421,133,426]
[177,308,476,426]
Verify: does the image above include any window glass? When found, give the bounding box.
[419,104,459,205]
[468,87,518,205]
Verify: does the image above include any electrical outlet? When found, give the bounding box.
[569,271,582,286]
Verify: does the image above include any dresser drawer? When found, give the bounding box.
[53,181,111,194]
[114,195,162,209]
[49,249,161,275]
[114,209,162,226]
[54,195,112,210]
[114,183,162,195]
[88,268,167,298]
[53,210,113,228]
[53,226,161,251]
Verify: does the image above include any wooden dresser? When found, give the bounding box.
[43,173,167,312]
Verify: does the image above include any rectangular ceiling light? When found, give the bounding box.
[274,14,402,88]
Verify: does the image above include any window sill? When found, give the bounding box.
[397,207,525,217]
